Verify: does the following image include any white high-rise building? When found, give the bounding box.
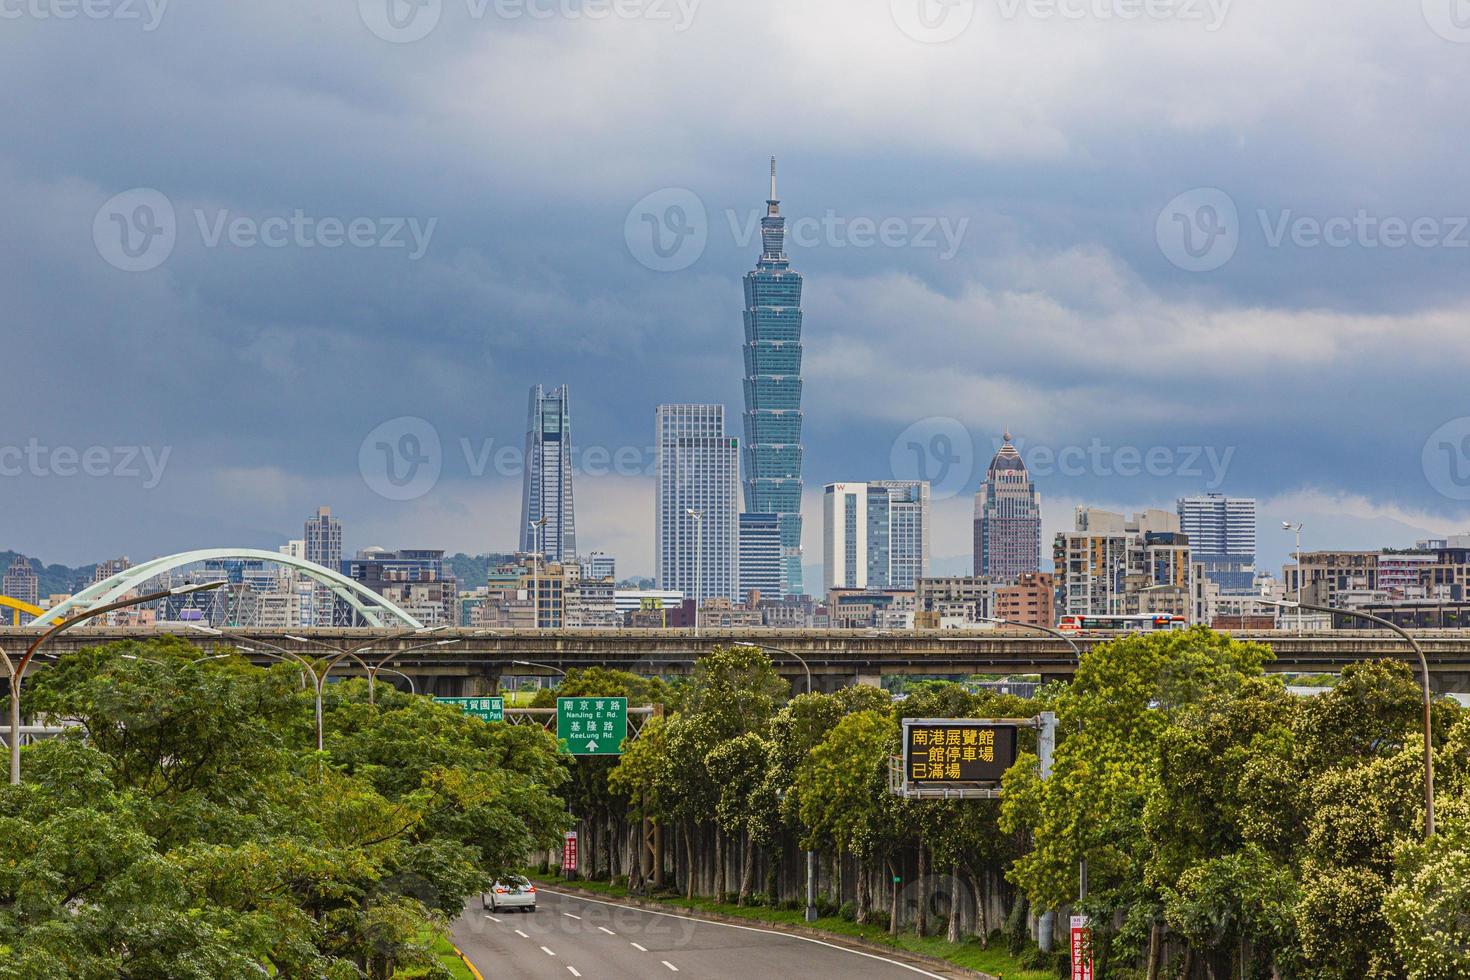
[823,481,931,593]
[656,405,740,602]
[304,506,343,625]
[1177,493,1257,592]
[520,384,577,562]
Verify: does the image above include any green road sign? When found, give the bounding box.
[557,696,627,755]
[434,696,504,722]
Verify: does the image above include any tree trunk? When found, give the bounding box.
[1146,919,1162,980]
[684,820,696,900]
[713,827,725,901]
[967,868,987,945]
[855,858,870,925]
[946,862,962,943]
[888,858,901,936]
[738,830,755,906]
[916,838,929,937]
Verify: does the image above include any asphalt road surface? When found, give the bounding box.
[451,885,957,980]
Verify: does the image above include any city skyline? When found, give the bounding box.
[7,4,1470,577]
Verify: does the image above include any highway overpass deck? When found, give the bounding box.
[5,626,1470,694]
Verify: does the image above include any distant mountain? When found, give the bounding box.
[445,553,521,591]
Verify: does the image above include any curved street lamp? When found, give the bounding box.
[1254,597,1437,837]
[981,616,1088,910]
[6,580,226,785]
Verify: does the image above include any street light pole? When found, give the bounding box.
[982,616,1087,904]
[7,581,225,785]
[1282,522,1304,634]
[686,508,703,638]
[1256,597,1437,837]
[529,517,547,629]
[750,643,817,921]
[362,638,458,704]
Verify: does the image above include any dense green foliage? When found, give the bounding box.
[8,629,1470,979]
[0,637,567,978]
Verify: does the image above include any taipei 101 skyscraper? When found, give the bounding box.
[741,158,804,596]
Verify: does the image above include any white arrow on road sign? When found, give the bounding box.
[585,740,599,752]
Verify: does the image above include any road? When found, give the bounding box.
[450,885,958,980]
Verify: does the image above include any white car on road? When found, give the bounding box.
[482,876,537,913]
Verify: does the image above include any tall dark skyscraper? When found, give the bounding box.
[741,158,804,596]
[519,384,577,562]
[973,434,1042,582]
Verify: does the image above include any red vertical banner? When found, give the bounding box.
[562,830,578,873]
[1070,915,1094,980]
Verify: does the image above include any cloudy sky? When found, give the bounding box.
[4,0,1470,581]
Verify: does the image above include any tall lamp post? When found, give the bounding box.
[361,638,460,702]
[6,580,226,785]
[686,508,703,638]
[981,616,1088,909]
[528,517,547,629]
[1282,522,1304,634]
[1255,597,1437,838]
[750,643,817,921]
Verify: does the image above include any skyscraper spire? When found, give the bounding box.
[743,158,803,597]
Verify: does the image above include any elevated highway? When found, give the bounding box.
[5,626,1470,694]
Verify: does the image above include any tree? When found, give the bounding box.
[1002,627,1274,969]
[793,710,897,924]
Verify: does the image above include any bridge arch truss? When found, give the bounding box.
[32,548,423,629]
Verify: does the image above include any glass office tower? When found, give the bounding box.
[742,158,804,595]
